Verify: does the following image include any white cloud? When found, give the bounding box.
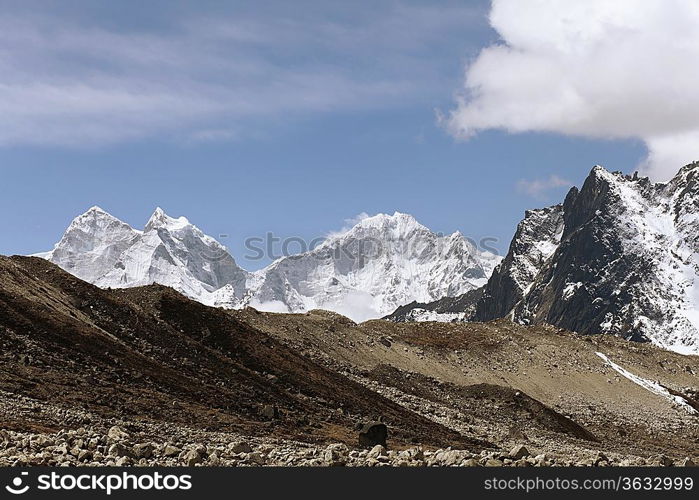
[516,175,571,199]
[325,212,370,240]
[446,0,699,180]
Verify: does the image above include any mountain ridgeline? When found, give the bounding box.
[35,162,699,355]
[37,209,500,322]
[393,163,699,355]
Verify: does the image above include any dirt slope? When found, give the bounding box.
[0,255,481,450]
[234,309,699,461]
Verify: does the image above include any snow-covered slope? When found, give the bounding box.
[246,213,500,321]
[35,206,141,283]
[477,163,699,355]
[38,209,500,322]
[40,207,250,307]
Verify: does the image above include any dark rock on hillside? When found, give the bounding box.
[358,422,388,448]
[475,205,564,321]
[384,287,484,322]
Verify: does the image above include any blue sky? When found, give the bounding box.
[0,0,666,269]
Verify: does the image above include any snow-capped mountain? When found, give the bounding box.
[39,206,250,307]
[247,213,500,321]
[37,208,500,322]
[476,163,699,355]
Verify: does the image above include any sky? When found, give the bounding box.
[1,0,694,269]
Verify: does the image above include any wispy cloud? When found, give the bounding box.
[516,175,571,199]
[0,3,484,148]
[325,212,370,240]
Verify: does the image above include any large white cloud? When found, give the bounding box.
[446,0,699,180]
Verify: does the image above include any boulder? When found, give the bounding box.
[133,443,154,459]
[183,449,203,467]
[163,445,181,458]
[441,450,471,466]
[324,443,349,466]
[358,422,388,448]
[367,445,387,460]
[228,441,253,454]
[509,444,530,460]
[108,443,131,458]
[115,456,132,466]
[246,452,266,465]
[107,426,130,443]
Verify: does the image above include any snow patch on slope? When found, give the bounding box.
[596,352,697,415]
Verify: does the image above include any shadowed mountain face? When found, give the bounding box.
[384,163,699,355]
[0,255,482,449]
[474,163,699,355]
[383,287,484,322]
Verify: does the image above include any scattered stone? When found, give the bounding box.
[133,443,154,459]
[107,426,130,443]
[108,443,131,458]
[653,454,673,467]
[260,405,279,420]
[324,443,349,466]
[246,452,266,465]
[228,441,252,454]
[509,444,530,460]
[367,445,386,460]
[163,444,181,458]
[441,450,471,466]
[593,451,609,465]
[183,449,203,467]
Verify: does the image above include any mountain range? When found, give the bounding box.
[35,162,699,355]
[37,208,500,322]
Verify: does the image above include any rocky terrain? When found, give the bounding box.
[1,255,697,466]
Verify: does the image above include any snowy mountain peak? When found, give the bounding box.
[333,212,428,241]
[250,212,501,321]
[39,207,140,283]
[145,207,192,232]
[38,208,500,323]
[86,205,109,215]
[67,205,129,230]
